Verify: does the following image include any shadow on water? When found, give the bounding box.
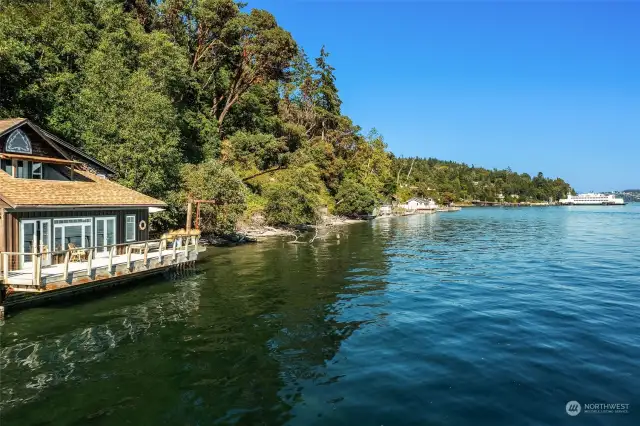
[0,222,392,425]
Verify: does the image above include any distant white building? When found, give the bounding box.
[400,197,438,211]
[378,205,392,216]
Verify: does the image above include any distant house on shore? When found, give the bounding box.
[400,197,438,211]
[378,205,392,216]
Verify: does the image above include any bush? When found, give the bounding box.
[264,165,324,225]
[334,178,377,217]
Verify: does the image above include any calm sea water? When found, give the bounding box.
[1,206,639,425]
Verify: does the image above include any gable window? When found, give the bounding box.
[5,128,32,154]
[126,215,136,242]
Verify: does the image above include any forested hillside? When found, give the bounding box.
[0,0,573,232]
[392,158,573,204]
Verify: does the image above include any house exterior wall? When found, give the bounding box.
[2,208,149,271]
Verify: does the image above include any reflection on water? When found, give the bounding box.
[1,206,640,425]
[1,279,202,410]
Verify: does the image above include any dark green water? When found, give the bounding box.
[1,207,639,425]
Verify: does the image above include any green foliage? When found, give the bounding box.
[179,160,247,234]
[66,37,182,199]
[392,158,572,202]
[264,165,324,225]
[334,178,377,217]
[222,131,288,173]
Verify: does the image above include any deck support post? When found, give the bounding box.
[194,237,198,260]
[172,239,177,262]
[86,249,93,278]
[63,251,70,281]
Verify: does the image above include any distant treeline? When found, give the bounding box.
[618,190,640,202]
[0,0,573,232]
[393,158,573,204]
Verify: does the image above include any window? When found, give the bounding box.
[2,159,46,179]
[1,159,12,175]
[126,215,136,242]
[16,160,28,178]
[32,162,42,179]
[53,218,92,251]
[5,129,32,154]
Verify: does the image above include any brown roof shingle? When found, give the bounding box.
[0,169,166,208]
[0,118,27,135]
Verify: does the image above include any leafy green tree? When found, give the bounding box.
[334,178,377,217]
[222,131,288,174]
[66,36,182,199]
[264,165,324,225]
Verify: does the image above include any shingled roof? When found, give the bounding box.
[0,168,166,209]
[0,118,27,135]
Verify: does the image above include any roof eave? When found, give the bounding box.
[0,193,17,209]
[9,203,167,210]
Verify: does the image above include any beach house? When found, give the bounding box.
[0,118,167,273]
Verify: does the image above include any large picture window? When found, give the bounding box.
[53,218,92,251]
[126,215,136,242]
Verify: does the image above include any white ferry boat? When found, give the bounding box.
[559,193,625,206]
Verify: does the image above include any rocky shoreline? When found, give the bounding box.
[200,216,366,247]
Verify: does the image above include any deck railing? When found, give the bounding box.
[1,234,199,289]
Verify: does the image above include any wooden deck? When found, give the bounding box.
[4,249,193,288]
[0,236,202,317]
[1,236,200,292]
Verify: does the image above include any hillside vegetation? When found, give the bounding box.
[0,0,573,233]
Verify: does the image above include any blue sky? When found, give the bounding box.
[249,1,639,192]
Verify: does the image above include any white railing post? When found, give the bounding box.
[143,242,149,267]
[63,251,70,281]
[31,253,42,288]
[184,236,189,257]
[107,245,115,275]
[126,244,132,270]
[2,253,9,282]
[158,239,164,264]
[194,236,198,259]
[172,239,177,261]
[86,249,93,277]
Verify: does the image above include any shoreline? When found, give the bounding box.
[202,217,367,246]
[240,217,366,240]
